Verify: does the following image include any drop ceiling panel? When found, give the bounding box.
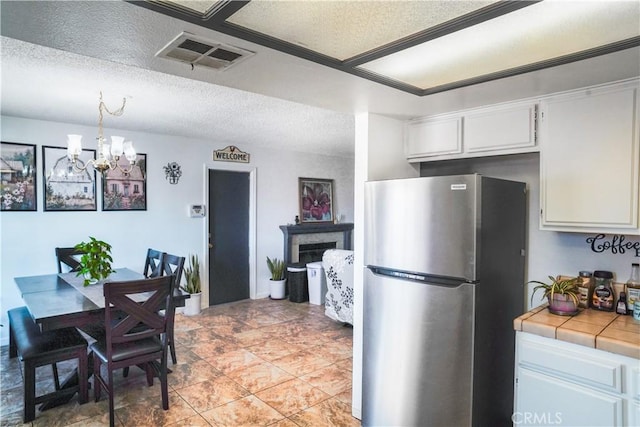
[225,0,497,60]
[358,0,640,90]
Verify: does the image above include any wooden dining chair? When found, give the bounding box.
[55,247,86,273]
[143,248,164,278]
[161,253,185,365]
[124,251,183,378]
[90,275,173,427]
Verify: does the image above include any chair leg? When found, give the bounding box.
[107,369,115,427]
[123,366,129,377]
[52,363,61,390]
[160,356,168,410]
[169,328,177,365]
[77,350,88,404]
[145,363,154,387]
[23,360,36,423]
[93,358,102,402]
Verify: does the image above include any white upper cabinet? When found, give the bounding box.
[405,115,462,160]
[405,101,538,162]
[539,80,640,234]
[464,101,537,153]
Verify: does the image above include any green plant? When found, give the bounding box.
[75,236,114,286]
[181,254,201,294]
[529,275,579,306]
[266,256,285,281]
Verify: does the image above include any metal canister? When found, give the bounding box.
[576,271,593,309]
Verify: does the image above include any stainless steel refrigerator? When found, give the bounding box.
[363,174,526,427]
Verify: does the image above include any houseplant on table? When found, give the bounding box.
[267,256,286,299]
[181,254,202,316]
[530,275,580,315]
[74,236,114,286]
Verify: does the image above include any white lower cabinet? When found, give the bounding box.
[516,368,623,426]
[515,332,639,427]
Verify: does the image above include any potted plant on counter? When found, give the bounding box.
[267,256,286,300]
[181,254,202,316]
[75,236,114,286]
[529,275,580,316]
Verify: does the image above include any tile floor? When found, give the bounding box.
[0,299,359,426]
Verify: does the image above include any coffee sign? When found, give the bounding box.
[586,234,640,257]
[213,145,250,163]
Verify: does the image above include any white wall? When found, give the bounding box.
[0,115,354,345]
[421,153,640,308]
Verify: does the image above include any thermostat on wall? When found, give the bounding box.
[189,204,206,218]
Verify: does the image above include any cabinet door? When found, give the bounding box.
[516,367,624,427]
[464,102,537,153]
[405,116,462,160]
[540,83,640,234]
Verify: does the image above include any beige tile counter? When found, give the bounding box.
[514,305,640,359]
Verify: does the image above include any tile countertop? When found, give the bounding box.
[514,305,640,359]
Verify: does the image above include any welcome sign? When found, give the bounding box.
[213,145,250,163]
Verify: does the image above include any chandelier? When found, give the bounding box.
[67,92,136,174]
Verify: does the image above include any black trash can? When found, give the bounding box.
[287,263,309,303]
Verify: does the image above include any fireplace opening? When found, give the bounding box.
[298,242,337,265]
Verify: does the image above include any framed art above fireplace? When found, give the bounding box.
[299,177,334,224]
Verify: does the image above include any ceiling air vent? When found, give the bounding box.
[156,32,254,71]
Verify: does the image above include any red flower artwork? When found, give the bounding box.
[300,178,333,222]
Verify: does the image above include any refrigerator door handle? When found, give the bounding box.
[368,266,470,286]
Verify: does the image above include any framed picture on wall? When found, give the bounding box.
[299,177,334,223]
[102,153,147,211]
[42,145,97,211]
[1,141,37,211]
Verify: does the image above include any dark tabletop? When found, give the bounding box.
[15,268,145,330]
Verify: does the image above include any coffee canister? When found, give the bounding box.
[592,270,615,311]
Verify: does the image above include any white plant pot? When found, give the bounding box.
[269,279,286,300]
[184,292,202,316]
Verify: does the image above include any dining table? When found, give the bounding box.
[13,267,188,409]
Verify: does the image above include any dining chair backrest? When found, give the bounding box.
[143,248,164,278]
[161,253,185,291]
[103,276,173,352]
[55,247,85,273]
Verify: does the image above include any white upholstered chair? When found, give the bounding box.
[322,249,354,325]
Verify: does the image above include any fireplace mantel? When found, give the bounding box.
[279,223,354,264]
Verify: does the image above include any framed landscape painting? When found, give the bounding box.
[1,142,37,211]
[102,153,147,211]
[43,145,97,211]
[299,177,334,223]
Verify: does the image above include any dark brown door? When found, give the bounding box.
[208,169,250,305]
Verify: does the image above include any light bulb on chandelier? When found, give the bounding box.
[67,92,136,174]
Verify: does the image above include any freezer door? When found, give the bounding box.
[364,175,478,281]
[362,268,474,427]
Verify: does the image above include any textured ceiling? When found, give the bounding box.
[1,1,639,157]
[1,37,355,157]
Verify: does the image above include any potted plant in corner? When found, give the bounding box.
[181,254,202,316]
[267,256,286,300]
[530,275,580,316]
[75,236,114,286]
